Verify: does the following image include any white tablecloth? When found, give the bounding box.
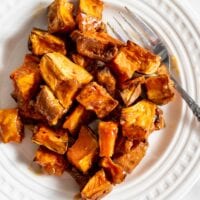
[182,1,200,199]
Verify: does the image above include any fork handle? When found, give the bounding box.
[170,75,200,121]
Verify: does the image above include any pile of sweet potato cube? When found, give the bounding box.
[0,0,175,199]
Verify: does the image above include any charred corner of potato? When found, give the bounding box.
[63,104,93,136]
[98,121,118,157]
[114,140,148,173]
[100,157,126,184]
[120,100,157,140]
[111,41,161,82]
[76,82,119,118]
[34,146,67,176]
[67,126,98,174]
[48,0,76,33]
[32,124,68,154]
[76,0,105,32]
[71,30,123,62]
[120,76,145,106]
[39,52,93,110]
[35,85,64,126]
[0,108,24,143]
[28,28,67,56]
[145,74,175,105]
[81,169,112,200]
[10,54,42,104]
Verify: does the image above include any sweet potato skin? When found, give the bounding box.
[0,109,24,143]
[32,125,68,154]
[76,82,118,118]
[34,146,67,176]
[67,126,98,174]
[81,169,112,200]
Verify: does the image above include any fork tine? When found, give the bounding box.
[125,6,160,45]
[113,17,132,40]
[107,22,125,42]
[119,12,152,49]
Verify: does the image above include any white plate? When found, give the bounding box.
[0,0,200,200]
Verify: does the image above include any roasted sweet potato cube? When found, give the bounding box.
[81,169,112,200]
[10,54,41,104]
[120,76,145,106]
[32,125,68,154]
[111,41,161,82]
[98,121,118,157]
[40,52,93,110]
[120,100,157,140]
[48,0,76,33]
[35,86,64,126]
[63,105,92,135]
[67,126,98,173]
[28,28,66,56]
[34,146,66,175]
[114,140,148,173]
[96,67,116,96]
[76,82,118,118]
[100,157,125,184]
[0,109,24,143]
[76,0,105,32]
[79,0,103,19]
[145,74,174,105]
[71,30,122,62]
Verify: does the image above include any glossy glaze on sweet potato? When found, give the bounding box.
[67,126,98,173]
[76,82,118,118]
[0,108,24,143]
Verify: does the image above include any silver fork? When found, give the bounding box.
[108,7,200,121]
